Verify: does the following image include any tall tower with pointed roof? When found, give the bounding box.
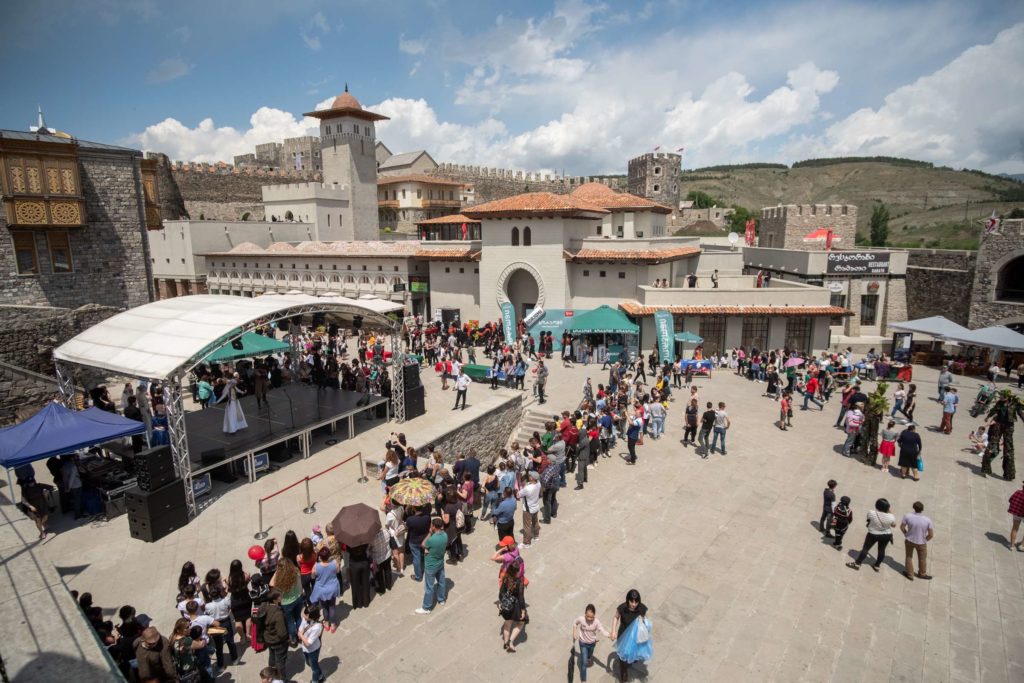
[304,85,389,240]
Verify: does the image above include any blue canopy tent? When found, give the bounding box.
[0,402,146,471]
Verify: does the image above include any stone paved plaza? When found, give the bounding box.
[17,361,1024,682]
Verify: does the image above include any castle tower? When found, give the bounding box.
[628,152,681,210]
[304,85,389,241]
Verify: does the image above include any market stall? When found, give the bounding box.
[565,306,640,364]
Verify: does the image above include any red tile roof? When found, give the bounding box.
[416,213,480,225]
[462,192,608,218]
[303,88,389,122]
[571,182,672,214]
[619,302,852,317]
[414,246,481,262]
[566,246,700,264]
[377,174,465,187]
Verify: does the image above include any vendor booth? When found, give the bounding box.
[565,306,640,364]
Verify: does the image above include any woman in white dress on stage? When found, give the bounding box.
[216,373,248,434]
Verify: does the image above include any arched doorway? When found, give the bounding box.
[996,255,1024,302]
[506,269,539,319]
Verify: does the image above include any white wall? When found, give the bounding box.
[479,216,568,321]
[427,261,481,321]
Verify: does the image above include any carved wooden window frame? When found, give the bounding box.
[0,138,86,229]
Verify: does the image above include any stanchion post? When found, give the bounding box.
[357,452,368,483]
[303,477,316,514]
[254,499,268,540]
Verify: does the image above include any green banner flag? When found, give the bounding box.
[654,310,674,363]
[500,302,516,344]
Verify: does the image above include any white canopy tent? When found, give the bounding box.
[888,315,971,340]
[942,326,1024,352]
[52,293,406,520]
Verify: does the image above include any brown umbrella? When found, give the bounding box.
[331,503,381,547]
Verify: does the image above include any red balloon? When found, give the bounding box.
[247,545,266,561]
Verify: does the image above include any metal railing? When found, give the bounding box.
[253,451,367,539]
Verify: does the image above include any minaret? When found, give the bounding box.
[304,86,389,241]
[31,106,51,134]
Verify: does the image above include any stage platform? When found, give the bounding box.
[185,386,388,479]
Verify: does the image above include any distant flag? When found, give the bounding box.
[461,222,467,240]
[744,219,756,246]
[676,147,685,153]
[985,210,1000,235]
[653,145,661,152]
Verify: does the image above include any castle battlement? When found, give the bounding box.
[261,182,350,201]
[760,204,857,220]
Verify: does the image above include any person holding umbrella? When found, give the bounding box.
[784,357,803,393]
[330,503,382,610]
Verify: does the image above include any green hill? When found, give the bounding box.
[679,159,1024,249]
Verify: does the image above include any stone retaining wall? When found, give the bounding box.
[0,362,61,426]
[427,392,524,464]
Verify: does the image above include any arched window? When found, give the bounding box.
[511,226,520,246]
[997,255,1024,302]
[375,275,387,285]
[360,276,370,285]
[284,210,294,221]
[344,275,356,284]
[523,226,532,246]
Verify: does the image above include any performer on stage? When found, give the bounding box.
[215,372,248,434]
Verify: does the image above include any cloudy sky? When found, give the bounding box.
[1,0,1022,174]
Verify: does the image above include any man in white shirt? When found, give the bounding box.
[517,470,542,548]
[453,369,471,410]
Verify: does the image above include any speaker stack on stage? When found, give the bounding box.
[402,362,421,390]
[136,445,176,492]
[400,361,426,418]
[126,479,188,542]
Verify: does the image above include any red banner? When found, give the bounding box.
[744,219,756,246]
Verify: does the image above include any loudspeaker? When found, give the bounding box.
[405,385,426,419]
[125,480,187,522]
[129,504,189,542]
[136,445,177,492]
[211,461,238,484]
[402,363,421,390]
[105,496,127,519]
[200,448,226,468]
[352,315,363,330]
[268,442,292,463]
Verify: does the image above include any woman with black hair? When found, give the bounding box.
[498,560,527,653]
[846,498,897,571]
[227,559,252,642]
[281,530,301,568]
[610,588,652,682]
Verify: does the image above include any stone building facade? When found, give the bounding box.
[628,152,681,211]
[168,163,320,221]
[758,203,858,250]
[904,249,976,325]
[280,136,321,172]
[968,218,1024,330]
[428,163,625,206]
[255,142,282,167]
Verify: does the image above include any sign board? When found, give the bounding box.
[564,310,574,317]
[500,301,516,344]
[827,281,844,292]
[392,283,407,292]
[826,252,890,274]
[244,452,271,477]
[891,332,913,364]
[193,473,213,498]
[522,307,545,328]
[654,310,674,364]
[410,279,428,293]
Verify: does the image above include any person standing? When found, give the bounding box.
[832,496,853,550]
[698,402,715,458]
[900,501,934,580]
[134,627,177,683]
[493,487,518,541]
[937,367,953,402]
[61,454,84,520]
[711,269,719,289]
[625,412,642,465]
[256,589,289,674]
[572,603,610,682]
[498,560,528,652]
[517,471,542,548]
[897,424,923,480]
[841,403,865,457]
[879,420,898,474]
[536,360,549,404]
[820,480,837,538]
[940,387,959,434]
[682,399,698,446]
[197,375,214,409]
[415,517,448,614]
[309,548,340,632]
[778,391,792,431]
[610,589,652,682]
[1007,481,1024,551]
[891,383,906,419]
[214,373,248,434]
[453,368,470,410]
[710,402,730,455]
[846,498,897,572]
[20,479,51,539]
[298,605,325,683]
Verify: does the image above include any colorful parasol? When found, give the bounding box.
[784,357,805,368]
[387,477,436,507]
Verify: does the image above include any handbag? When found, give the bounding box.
[917,456,924,472]
[635,616,651,644]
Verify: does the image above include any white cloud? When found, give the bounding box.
[125,107,320,163]
[146,57,191,84]
[399,34,426,56]
[303,34,321,51]
[302,11,330,52]
[785,23,1024,172]
[172,26,191,43]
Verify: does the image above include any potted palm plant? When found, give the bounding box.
[861,382,890,466]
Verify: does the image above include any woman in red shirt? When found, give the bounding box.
[297,537,317,604]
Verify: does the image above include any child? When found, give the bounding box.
[572,603,610,682]
[298,604,325,683]
[310,524,324,545]
[969,424,989,454]
[778,392,791,431]
[832,496,853,550]
[260,666,285,683]
[879,420,898,473]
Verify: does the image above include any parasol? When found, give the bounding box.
[330,503,382,547]
[784,357,805,368]
[388,477,436,507]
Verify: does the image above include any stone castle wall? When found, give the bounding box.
[758,204,858,251]
[428,163,625,205]
[145,152,188,220]
[904,249,977,326]
[170,163,321,221]
[0,361,62,426]
[628,152,681,210]
[969,219,1024,328]
[0,149,153,309]
[0,303,121,374]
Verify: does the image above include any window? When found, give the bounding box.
[474,268,479,274]
[449,191,454,200]
[699,318,727,356]
[402,189,406,199]
[860,294,879,326]
[618,272,626,279]
[583,270,590,277]
[511,227,520,246]
[12,231,38,274]
[811,205,817,216]
[826,206,832,216]
[741,317,769,351]
[325,125,331,134]
[653,184,660,192]
[784,317,813,352]
[362,265,367,270]
[523,226,531,246]
[595,225,602,235]
[394,265,399,272]
[829,292,847,325]
[842,206,848,216]
[654,166,661,176]
[332,265,337,270]
[378,265,383,271]
[364,126,370,136]
[417,189,422,199]
[347,264,351,270]
[458,267,465,274]
[327,214,331,227]
[318,264,323,270]
[445,267,450,273]
[599,271,606,278]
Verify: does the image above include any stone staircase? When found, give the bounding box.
[509,407,553,448]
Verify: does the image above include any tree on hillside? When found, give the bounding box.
[728,205,757,233]
[686,190,723,209]
[869,204,890,246]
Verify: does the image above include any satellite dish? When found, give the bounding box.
[728,232,739,244]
